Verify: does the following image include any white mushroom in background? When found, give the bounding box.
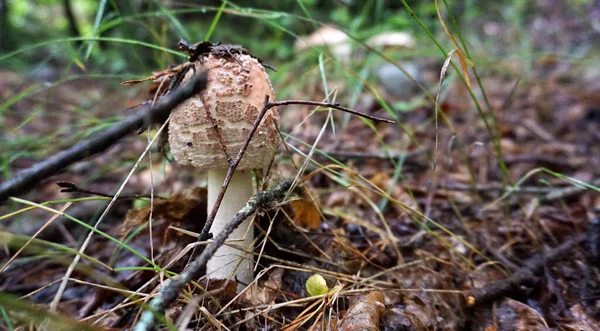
[366,31,416,50]
[294,25,352,61]
[169,52,279,287]
[295,27,426,98]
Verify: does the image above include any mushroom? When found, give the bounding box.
[366,31,416,50]
[169,51,279,286]
[294,25,352,61]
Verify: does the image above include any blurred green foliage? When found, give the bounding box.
[0,0,452,73]
[1,0,596,74]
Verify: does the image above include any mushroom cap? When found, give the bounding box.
[169,53,279,170]
[294,26,352,61]
[294,25,349,51]
[367,32,416,50]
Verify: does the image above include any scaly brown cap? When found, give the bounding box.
[169,53,279,170]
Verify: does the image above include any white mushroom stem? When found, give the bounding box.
[205,168,254,286]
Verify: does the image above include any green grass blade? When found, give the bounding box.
[85,0,108,59]
[9,198,159,270]
[205,1,228,41]
[0,305,14,331]
[0,37,185,63]
[0,292,99,330]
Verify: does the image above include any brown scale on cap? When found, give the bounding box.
[169,52,279,170]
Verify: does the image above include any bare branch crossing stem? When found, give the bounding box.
[138,96,389,331]
[188,96,394,263]
[133,178,294,331]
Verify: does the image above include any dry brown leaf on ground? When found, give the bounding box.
[380,307,413,330]
[119,187,206,236]
[238,268,283,306]
[312,316,339,331]
[495,298,548,330]
[403,300,435,331]
[290,198,321,230]
[339,291,385,331]
[385,265,465,330]
[560,304,600,331]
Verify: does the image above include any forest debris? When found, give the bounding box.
[561,304,600,331]
[403,300,435,330]
[56,181,161,200]
[467,234,586,307]
[586,212,600,263]
[369,171,419,211]
[0,74,207,203]
[290,197,321,230]
[119,187,206,236]
[134,179,295,331]
[388,266,464,330]
[540,177,600,202]
[238,268,283,306]
[176,40,276,70]
[339,291,385,331]
[494,298,548,330]
[380,307,413,330]
[120,67,183,86]
[197,279,238,309]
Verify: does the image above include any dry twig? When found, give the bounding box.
[133,178,295,331]
[466,234,586,307]
[0,74,208,203]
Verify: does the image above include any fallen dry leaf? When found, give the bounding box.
[119,187,206,237]
[403,299,435,331]
[339,291,385,331]
[495,298,548,330]
[290,198,321,230]
[238,268,283,306]
[560,304,600,331]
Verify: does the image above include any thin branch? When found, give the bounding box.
[0,73,207,203]
[141,95,393,329]
[503,154,579,168]
[318,149,425,160]
[438,177,600,200]
[466,233,585,307]
[270,99,395,123]
[133,178,295,331]
[186,95,275,265]
[188,96,394,264]
[51,111,177,312]
[435,181,599,196]
[201,94,233,164]
[438,183,557,194]
[540,177,600,202]
[292,148,427,165]
[56,181,166,200]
